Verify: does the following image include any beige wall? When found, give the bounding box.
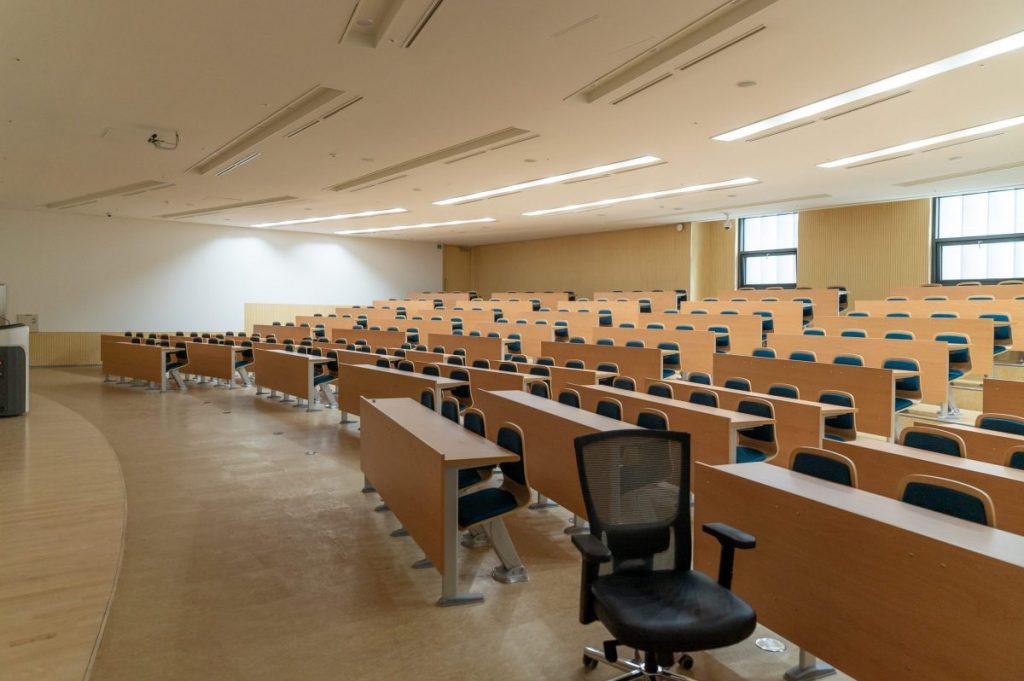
[447,199,932,303]
[465,224,691,298]
[798,199,931,302]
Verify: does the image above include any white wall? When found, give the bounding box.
[0,207,442,331]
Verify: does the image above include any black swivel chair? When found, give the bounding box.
[572,430,757,678]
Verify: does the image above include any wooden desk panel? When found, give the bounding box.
[890,284,1024,300]
[914,421,1024,467]
[435,308,499,324]
[713,353,894,438]
[661,379,825,466]
[183,342,238,382]
[693,463,1024,681]
[719,288,840,317]
[510,363,606,400]
[573,327,715,375]
[541,341,663,384]
[337,364,465,415]
[471,390,638,516]
[574,383,772,466]
[450,300,534,314]
[332,328,407,348]
[429,363,543,404]
[403,292,472,307]
[426,333,504,363]
[983,378,1024,418]
[812,316,995,377]
[463,322,555,357]
[101,342,169,384]
[374,298,441,310]
[252,324,314,342]
[335,306,394,318]
[489,292,571,309]
[250,349,326,401]
[679,301,804,335]
[592,291,680,313]
[829,438,1024,535]
[556,300,641,326]
[636,313,763,356]
[767,334,950,405]
[852,299,1024,350]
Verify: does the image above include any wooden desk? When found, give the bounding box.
[359,397,516,606]
[693,462,1024,680]
[463,322,554,357]
[720,288,840,317]
[471,390,637,517]
[556,300,641,326]
[679,301,804,335]
[540,341,663,384]
[251,349,330,410]
[490,291,572,309]
[101,342,181,391]
[828,438,1024,535]
[425,333,505,364]
[451,300,534,314]
[713,354,896,438]
[813,315,996,377]
[592,290,680,313]
[336,363,467,418]
[577,327,716,375]
[490,310,601,336]
[430,363,546,404]
[913,421,1024,467]
[252,324,314,342]
[183,341,247,387]
[634,313,763,356]
[983,378,1024,418]
[767,334,951,405]
[373,298,440,310]
[852,299,1024,351]
[510,362,609,400]
[573,383,773,465]
[659,379,829,465]
[890,283,1024,301]
[329,328,407,348]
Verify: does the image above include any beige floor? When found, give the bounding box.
[16,367,856,681]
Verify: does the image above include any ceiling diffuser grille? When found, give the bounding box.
[45,180,169,209]
[158,195,299,219]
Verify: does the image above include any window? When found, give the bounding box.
[738,213,798,287]
[933,188,1024,284]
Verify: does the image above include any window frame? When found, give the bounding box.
[931,189,1024,285]
[737,213,799,289]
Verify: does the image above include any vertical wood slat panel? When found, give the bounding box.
[29,332,107,366]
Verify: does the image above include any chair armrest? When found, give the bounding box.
[701,523,756,590]
[702,523,756,550]
[571,534,611,564]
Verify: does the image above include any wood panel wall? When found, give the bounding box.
[29,332,107,366]
[797,199,931,303]
[442,245,472,292]
[466,224,691,298]
[690,220,736,301]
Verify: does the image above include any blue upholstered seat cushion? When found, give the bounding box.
[458,487,519,527]
[735,446,767,463]
[894,397,914,412]
[823,433,849,442]
[947,369,964,381]
[313,373,334,385]
[458,469,483,489]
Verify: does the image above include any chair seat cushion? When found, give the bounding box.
[823,433,849,442]
[735,446,767,463]
[661,369,677,379]
[234,359,251,368]
[993,346,1008,355]
[947,370,964,381]
[458,469,483,489]
[165,362,184,371]
[591,570,756,652]
[894,397,914,412]
[458,487,518,527]
[313,373,334,386]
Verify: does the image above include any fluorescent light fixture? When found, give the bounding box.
[818,115,1024,168]
[522,177,759,216]
[335,217,496,236]
[252,207,407,228]
[714,29,1024,142]
[433,155,662,206]
[215,152,261,176]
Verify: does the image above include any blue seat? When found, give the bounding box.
[497,362,518,372]
[569,336,586,343]
[613,377,636,391]
[980,313,1012,355]
[803,328,825,336]
[536,356,555,366]
[724,377,750,391]
[596,399,622,420]
[788,350,816,362]
[819,391,856,441]
[625,340,644,348]
[884,358,921,412]
[833,354,864,366]
[422,364,440,376]
[529,381,550,399]
[674,324,695,331]
[558,390,581,408]
[636,409,668,430]
[565,359,585,369]
[596,362,618,385]
[886,312,911,318]
[791,448,857,487]
[848,311,870,318]
[768,384,799,399]
[1009,450,1024,470]
[419,390,435,410]
[646,383,673,399]
[752,348,776,359]
[619,322,636,329]
[528,365,550,377]
[899,427,964,457]
[688,390,718,408]
[900,476,992,526]
[688,372,712,385]
[646,323,665,330]
[735,399,776,463]
[935,332,971,381]
[975,414,1024,436]
[441,397,460,422]
[885,331,915,341]
[840,329,866,338]
[709,326,730,353]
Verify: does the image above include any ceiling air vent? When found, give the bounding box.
[896,160,1024,187]
[339,0,445,49]
[325,127,533,192]
[158,196,299,219]
[45,180,169,209]
[189,86,346,175]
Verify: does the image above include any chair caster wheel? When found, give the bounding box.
[678,654,694,670]
[582,654,598,670]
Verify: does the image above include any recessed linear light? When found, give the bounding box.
[335,218,495,236]
[252,207,408,228]
[817,115,1024,168]
[433,155,662,206]
[522,178,759,217]
[713,29,1024,142]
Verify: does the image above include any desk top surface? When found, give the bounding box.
[482,390,641,431]
[363,398,517,468]
[668,379,857,417]
[581,383,775,427]
[346,363,468,388]
[705,463,1024,566]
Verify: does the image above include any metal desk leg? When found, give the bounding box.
[361,476,376,493]
[529,492,557,510]
[728,431,738,463]
[437,467,483,607]
[784,650,836,681]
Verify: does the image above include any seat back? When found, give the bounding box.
[935,332,972,372]
[899,474,994,526]
[636,408,669,430]
[833,353,864,366]
[689,389,719,408]
[752,348,776,358]
[558,389,581,408]
[737,398,776,455]
[529,380,550,399]
[497,361,518,372]
[899,426,965,458]
[574,430,690,568]
[422,364,440,376]
[840,329,867,338]
[595,398,622,421]
[724,377,751,391]
[463,408,486,437]
[496,423,530,499]
[788,350,817,362]
[612,376,636,391]
[819,390,857,440]
[975,413,1024,436]
[440,397,460,422]
[536,356,555,366]
[790,447,858,487]
[646,381,673,399]
[1007,448,1024,470]
[566,359,586,369]
[472,359,491,369]
[397,360,415,372]
[688,372,712,385]
[419,390,435,410]
[768,383,800,399]
[884,358,922,398]
[803,328,826,336]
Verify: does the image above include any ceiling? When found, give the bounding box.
[2,0,1024,245]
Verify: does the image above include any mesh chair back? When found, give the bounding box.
[574,430,690,568]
